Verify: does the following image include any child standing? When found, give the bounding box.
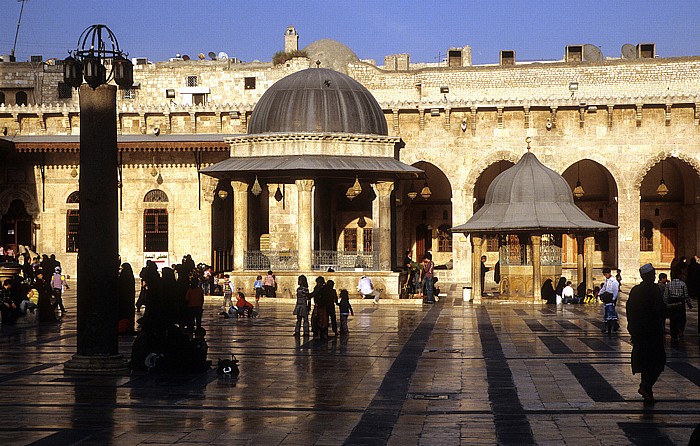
[222,274,233,310]
[254,275,264,302]
[337,289,354,335]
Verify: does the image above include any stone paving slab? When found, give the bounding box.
[0,289,698,445]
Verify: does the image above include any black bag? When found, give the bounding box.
[216,355,239,377]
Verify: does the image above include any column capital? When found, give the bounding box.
[372,181,394,195]
[231,180,249,193]
[295,179,314,192]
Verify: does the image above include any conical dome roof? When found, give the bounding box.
[452,151,616,233]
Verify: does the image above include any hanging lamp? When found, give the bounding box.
[656,160,669,197]
[407,182,418,200]
[573,161,585,198]
[251,176,262,196]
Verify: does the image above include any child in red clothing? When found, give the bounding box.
[235,292,255,318]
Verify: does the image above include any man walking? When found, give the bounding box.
[626,263,666,405]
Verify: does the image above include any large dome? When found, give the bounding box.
[303,39,359,74]
[248,68,388,135]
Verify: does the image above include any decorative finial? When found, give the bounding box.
[525,136,532,152]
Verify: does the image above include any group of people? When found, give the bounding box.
[1,253,69,326]
[293,275,354,339]
[402,250,438,303]
[129,254,211,373]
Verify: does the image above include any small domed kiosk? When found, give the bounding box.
[201,67,421,297]
[452,139,616,302]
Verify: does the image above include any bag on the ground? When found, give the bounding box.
[216,355,239,376]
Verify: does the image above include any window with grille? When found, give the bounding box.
[362,228,373,252]
[66,191,80,203]
[186,75,198,87]
[143,209,168,252]
[486,236,499,252]
[244,77,256,89]
[640,220,654,251]
[66,210,79,252]
[343,228,357,251]
[58,82,72,99]
[594,232,609,252]
[437,225,452,252]
[122,88,136,100]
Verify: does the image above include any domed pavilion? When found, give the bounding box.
[452,139,616,302]
[201,68,422,296]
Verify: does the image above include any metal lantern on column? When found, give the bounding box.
[62,24,133,90]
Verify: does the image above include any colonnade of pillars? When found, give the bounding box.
[229,178,395,271]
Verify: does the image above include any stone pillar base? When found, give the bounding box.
[64,354,129,375]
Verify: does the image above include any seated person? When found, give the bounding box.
[235,292,255,318]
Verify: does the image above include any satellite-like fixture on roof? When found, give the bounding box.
[208,51,217,60]
[582,44,603,62]
[198,53,206,60]
[182,54,190,61]
[621,44,637,59]
[218,51,229,60]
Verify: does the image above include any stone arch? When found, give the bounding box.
[0,187,39,216]
[463,149,521,195]
[561,159,619,201]
[633,151,700,190]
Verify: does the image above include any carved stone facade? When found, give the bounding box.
[1,36,699,293]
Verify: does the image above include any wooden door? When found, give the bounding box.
[660,221,678,263]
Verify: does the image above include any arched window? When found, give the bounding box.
[437,224,452,252]
[144,189,169,202]
[15,91,27,106]
[144,190,168,252]
[640,219,654,252]
[65,191,80,253]
[0,92,5,105]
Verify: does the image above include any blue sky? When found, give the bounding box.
[2,1,699,64]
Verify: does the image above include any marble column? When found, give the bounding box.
[373,181,395,271]
[617,187,641,282]
[232,180,249,271]
[531,234,542,303]
[585,235,595,290]
[471,235,483,303]
[576,235,585,288]
[296,179,314,270]
[64,84,127,374]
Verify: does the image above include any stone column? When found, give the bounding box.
[452,189,472,283]
[64,84,127,374]
[232,180,249,270]
[531,234,542,303]
[617,187,641,282]
[576,235,585,288]
[296,179,314,270]
[585,235,595,290]
[373,181,395,271]
[471,235,483,303]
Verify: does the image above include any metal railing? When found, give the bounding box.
[312,250,379,271]
[244,250,298,271]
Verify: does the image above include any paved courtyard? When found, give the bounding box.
[0,288,698,445]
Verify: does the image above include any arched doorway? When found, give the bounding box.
[399,161,452,266]
[640,157,700,268]
[1,199,33,252]
[562,159,619,271]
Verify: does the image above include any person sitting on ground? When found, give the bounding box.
[357,275,381,303]
[562,281,576,303]
[235,291,255,318]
